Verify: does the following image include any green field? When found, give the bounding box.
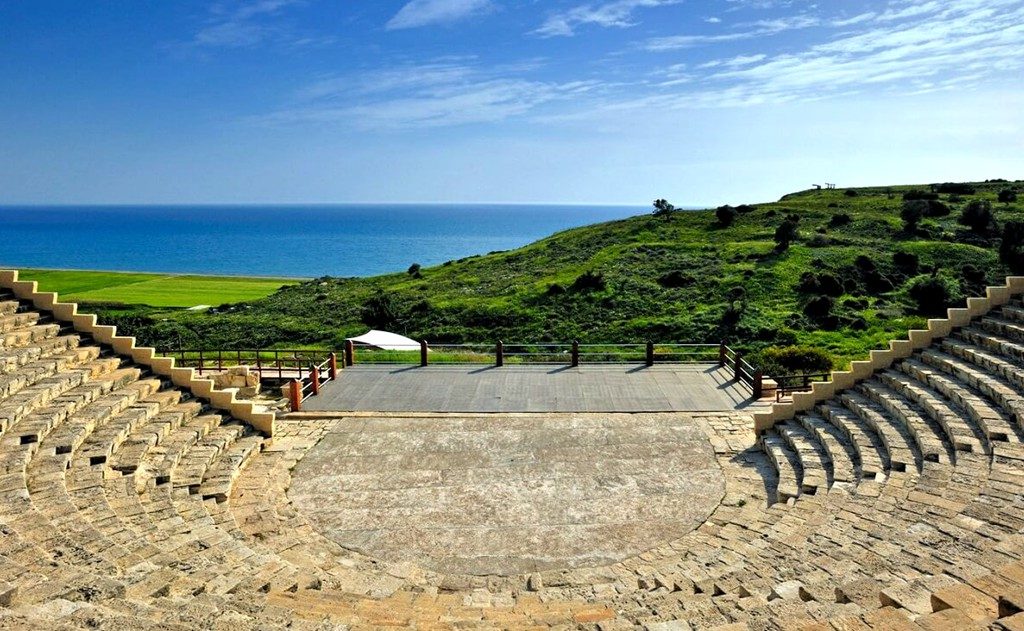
[13,269,300,308]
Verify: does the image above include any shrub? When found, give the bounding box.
[803,295,834,320]
[828,213,852,227]
[903,190,939,201]
[774,219,799,250]
[546,283,566,296]
[901,199,927,231]
[361,294,402,329]
[652,198,675,219]
[657,271,694,288]
[893,251,919,276]
[569,271,606,292]
[1000,221,1024,274]
[844,189,859,197]
[935,182,976,195]
[736,204,756,214]
[906,274,962,316]
[999,189,1018,205]
[923,200,950,217]
[715,205,737,227]
[407,263,422,277]
[752,346,834,376]
[958,200,997,233]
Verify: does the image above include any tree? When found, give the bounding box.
[774,219,799,250]
[999,189,1018,206]
[407,263,422,277]
[907,274,959,317]
[652,198,675,219]
[1001,221,1024,274]
[901,200,926,232]
[715,205,737,227]
[958,199,997,233]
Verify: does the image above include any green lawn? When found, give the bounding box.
[14,269,301,308]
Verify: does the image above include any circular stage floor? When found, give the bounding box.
[288,413,724,576]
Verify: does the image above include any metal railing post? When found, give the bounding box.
[344,340,355,367]
[646,341,655,367]
[420,340,429,367]
[329,353,338,380]
[289,380,302,412]
[719,340,727,367]
[734,352,743,382]
[496,341,504,367]
[571,340,580,367]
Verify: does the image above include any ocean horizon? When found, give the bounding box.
[0,204,647,278]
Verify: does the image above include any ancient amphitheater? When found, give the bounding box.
[1,268,1023,630]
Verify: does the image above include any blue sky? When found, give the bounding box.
[1,0,1022,205]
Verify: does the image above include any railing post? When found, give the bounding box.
[571,340,580,367]
[719,340,727,367]
[646,341,655,367]
[310,365,320,396]
[754,370,763,399]
[289,380,302,412]
[496,341,504,367]
[198,350,204,375]
[329,352,338,380]
[344,340,355,367]
[734,352,743,382]
[420,340,429,367]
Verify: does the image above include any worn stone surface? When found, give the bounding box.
[288,413,725,575]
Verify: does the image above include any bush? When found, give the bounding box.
[752,346,834,377]
[923,200,950,217]
[361,294,402,329]
[999,189,1018,205]
[657,271,694,288]
[906,274,962,316]
[569,271,606,292]
[935,182,976,195]
[844,189,859,197]
[903,190,939,201]
[1000,221,1024,274]
[803,295,834,320]
[829,213,852,227]
[901,200,927,231]
[893,251,919,276]
[774,219,799,250]
[715,205,737,227]
[736,204,756,214]
[407,263,422,277]
[958,200,997,233]
[652,198,675,219]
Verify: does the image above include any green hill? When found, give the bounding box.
[88,180,1022,371]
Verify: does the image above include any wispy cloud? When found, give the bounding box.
[643,12,818,50]
[187,0,331,49]
[256,60,605,129]
[386,0,495,30]
[535,0,680,37]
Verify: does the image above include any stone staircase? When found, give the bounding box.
[0,271,1023,629]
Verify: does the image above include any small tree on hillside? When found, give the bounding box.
[1001,221,1024,274]
[774,219,799,251]
[652,198,675,220]
[715,205,737,227]
[958,199,997,233]
[901,199,927,232]
[999,189,1018,206]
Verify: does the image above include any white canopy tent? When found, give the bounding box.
[346,330,420,351]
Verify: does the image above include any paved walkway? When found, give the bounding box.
[302,363,754,412]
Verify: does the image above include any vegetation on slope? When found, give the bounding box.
[78,180,1023,370]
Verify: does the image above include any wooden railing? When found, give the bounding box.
[770,372,832,401]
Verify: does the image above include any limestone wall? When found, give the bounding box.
[0,270,276,436]
[753,275,1024,434]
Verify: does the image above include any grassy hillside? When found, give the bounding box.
[12,269,298,308]
[83,180,1022,369]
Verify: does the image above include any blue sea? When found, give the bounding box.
[0,205,644,278]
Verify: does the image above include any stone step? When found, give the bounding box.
[817,402,888,480]
[774,421,830,495]
[0,323,61,350]
[108,401,205,474]
[1000,303,1024,323]
[0,312,40,335]
[759,429,802,502]
[942,337,1024,395]
[0,300,20,316]
[920,348,1024,436]
[980,315,1024,344]
[899,358,1020,444]
[838,390,920,473]
[794,412,860,487]
[200,434,264,502]
[877,369,988,455]
[858,379,954,465]
[958,326,1024,364]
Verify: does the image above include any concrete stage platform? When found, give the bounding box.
[301,363,755,413]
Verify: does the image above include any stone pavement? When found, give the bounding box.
[303,364,755,412]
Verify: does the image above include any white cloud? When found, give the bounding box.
[643,12,819,50]
[535,0,680,37]
[386,0,495,30]
[189,0,331,49]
